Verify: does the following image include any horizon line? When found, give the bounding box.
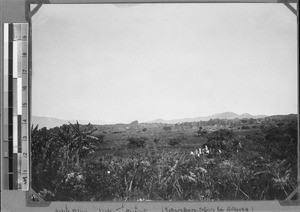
[31,111,297,124]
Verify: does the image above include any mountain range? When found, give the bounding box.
[32,112,268,128]
[31,116,109,129]
[146,112,268,124]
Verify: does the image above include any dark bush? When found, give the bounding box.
[276,122,284,127]
[206,129,235,142]
[127,137,148,148]
[163,126,172,131]
[96,134,105,143]
[154,138,159,143]
[197,128,208,137]
[241,119,247,124]
[168,138,181,146]
[203,129,236,155]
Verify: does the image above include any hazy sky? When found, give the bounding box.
[32,3,297,123]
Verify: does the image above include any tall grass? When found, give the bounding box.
[31,120,297,201]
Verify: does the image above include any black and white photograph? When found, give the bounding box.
[30,3,298,201]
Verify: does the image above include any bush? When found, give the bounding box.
[163,126,172,131]
[276,122,284,127]
[203,129,236,155]
[168,138,181,146]
[127,137,148,148]
[197,128,208,137]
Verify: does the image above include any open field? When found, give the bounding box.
[31,114,298,201]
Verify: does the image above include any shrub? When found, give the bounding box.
[203,129,236,155]
[127,137,148,148]
[154,138,159,143]
[276,122,284,127]
[197,128,208,137]
[168,138,181,146]
[241,119,247,124]
[163,126,172,131]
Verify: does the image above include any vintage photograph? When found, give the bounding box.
[31,4,298,201]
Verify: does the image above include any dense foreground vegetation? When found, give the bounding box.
[32,115,298,201]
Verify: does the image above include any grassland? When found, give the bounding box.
[31,115,298,201]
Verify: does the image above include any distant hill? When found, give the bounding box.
[147,112,268,124]
[266,114,297,120]
[33,112,289,128]
[31,116,108,129]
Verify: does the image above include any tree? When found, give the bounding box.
[197,126,208,137]
[197,126,203,137]
[67,122,99,167]
[31,125,62,198]
[31,122,101,200]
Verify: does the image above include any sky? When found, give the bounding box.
[32,3,297,123]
